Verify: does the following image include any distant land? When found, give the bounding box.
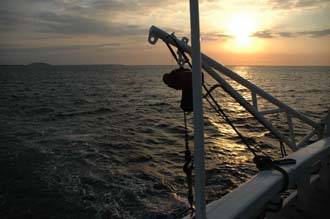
[0,63,329,67]
[26,62,52,67]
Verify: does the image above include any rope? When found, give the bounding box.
[253,155,293,193]
[165,39,195,217]
[203,84,268,157]
[167,36,265,157]
[202,76,296,193]
[280,140,287,157]
[200,82,297,194]
[165,35,293,158]
[163,35,296,205]
[203,84,221,98]
[183,111,195,217]
[166,35,294,158]
[165,42,179,64]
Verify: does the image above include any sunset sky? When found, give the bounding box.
[1,0,329,65]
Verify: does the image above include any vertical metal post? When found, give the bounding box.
[189,0,206,218]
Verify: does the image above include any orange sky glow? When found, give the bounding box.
[1,0,329,65]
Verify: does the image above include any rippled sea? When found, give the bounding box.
[0,65,329,218]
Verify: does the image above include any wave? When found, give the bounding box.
[56,107,113,118]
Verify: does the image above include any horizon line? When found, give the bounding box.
[1,63,330,67]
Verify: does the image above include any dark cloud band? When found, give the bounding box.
[252,28,330,39]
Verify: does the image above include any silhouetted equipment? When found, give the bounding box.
[163,68,193,112]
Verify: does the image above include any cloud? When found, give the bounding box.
[278,32,295,38]
[60,0,180,17]
[252,28,330,39]
[268,0,296,10]
[0,43,121,54]
[251,30,274,38]
[0,43,121,65]
[0,9,147,37]
[298,29,330,37]
[201,32,232,41]
[267,0,330,11]
[294,0,330,8]
[0,0,184,37]
[0,10,31,30]
[34,12,144,36]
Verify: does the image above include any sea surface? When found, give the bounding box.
[0,65,329,218]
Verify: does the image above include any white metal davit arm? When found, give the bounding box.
[148,25,326,151]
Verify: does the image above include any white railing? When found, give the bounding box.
[205,137,330,219]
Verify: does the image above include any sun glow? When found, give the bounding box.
[226,13,257,51]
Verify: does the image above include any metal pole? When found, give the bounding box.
[189,0,206,218]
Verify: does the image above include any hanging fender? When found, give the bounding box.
[163,68,193,112]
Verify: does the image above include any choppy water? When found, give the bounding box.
[0,65,329,218]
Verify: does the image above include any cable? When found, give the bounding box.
[166,35,266,157]
[163,35,296,196]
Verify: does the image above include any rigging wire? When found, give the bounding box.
[183,111,195,217]
[166,36,267,157]
[279,140,287,158]
[162,35,297,216]
[165,40,195,216]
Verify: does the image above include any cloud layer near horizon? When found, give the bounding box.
[0,0,329,65]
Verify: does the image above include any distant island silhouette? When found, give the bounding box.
[26,62,52,67]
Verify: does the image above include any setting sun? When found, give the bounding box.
[227,13,256,48]
[0,1,330,219]
[0,0,329,66]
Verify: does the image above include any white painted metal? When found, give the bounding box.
[201,62,297,149]
[147,26,325,151]
[200,58,318,128]
[148,26,330,219]
[205,137,330,219]
[296,128,318,148]
[188,0,206,218]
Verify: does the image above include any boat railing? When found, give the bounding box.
[203,137,330,219]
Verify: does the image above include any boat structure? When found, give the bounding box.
[147,24,330,219]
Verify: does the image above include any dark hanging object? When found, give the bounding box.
[163,68,193,112]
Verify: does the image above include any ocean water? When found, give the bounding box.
[0,65,329,218]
